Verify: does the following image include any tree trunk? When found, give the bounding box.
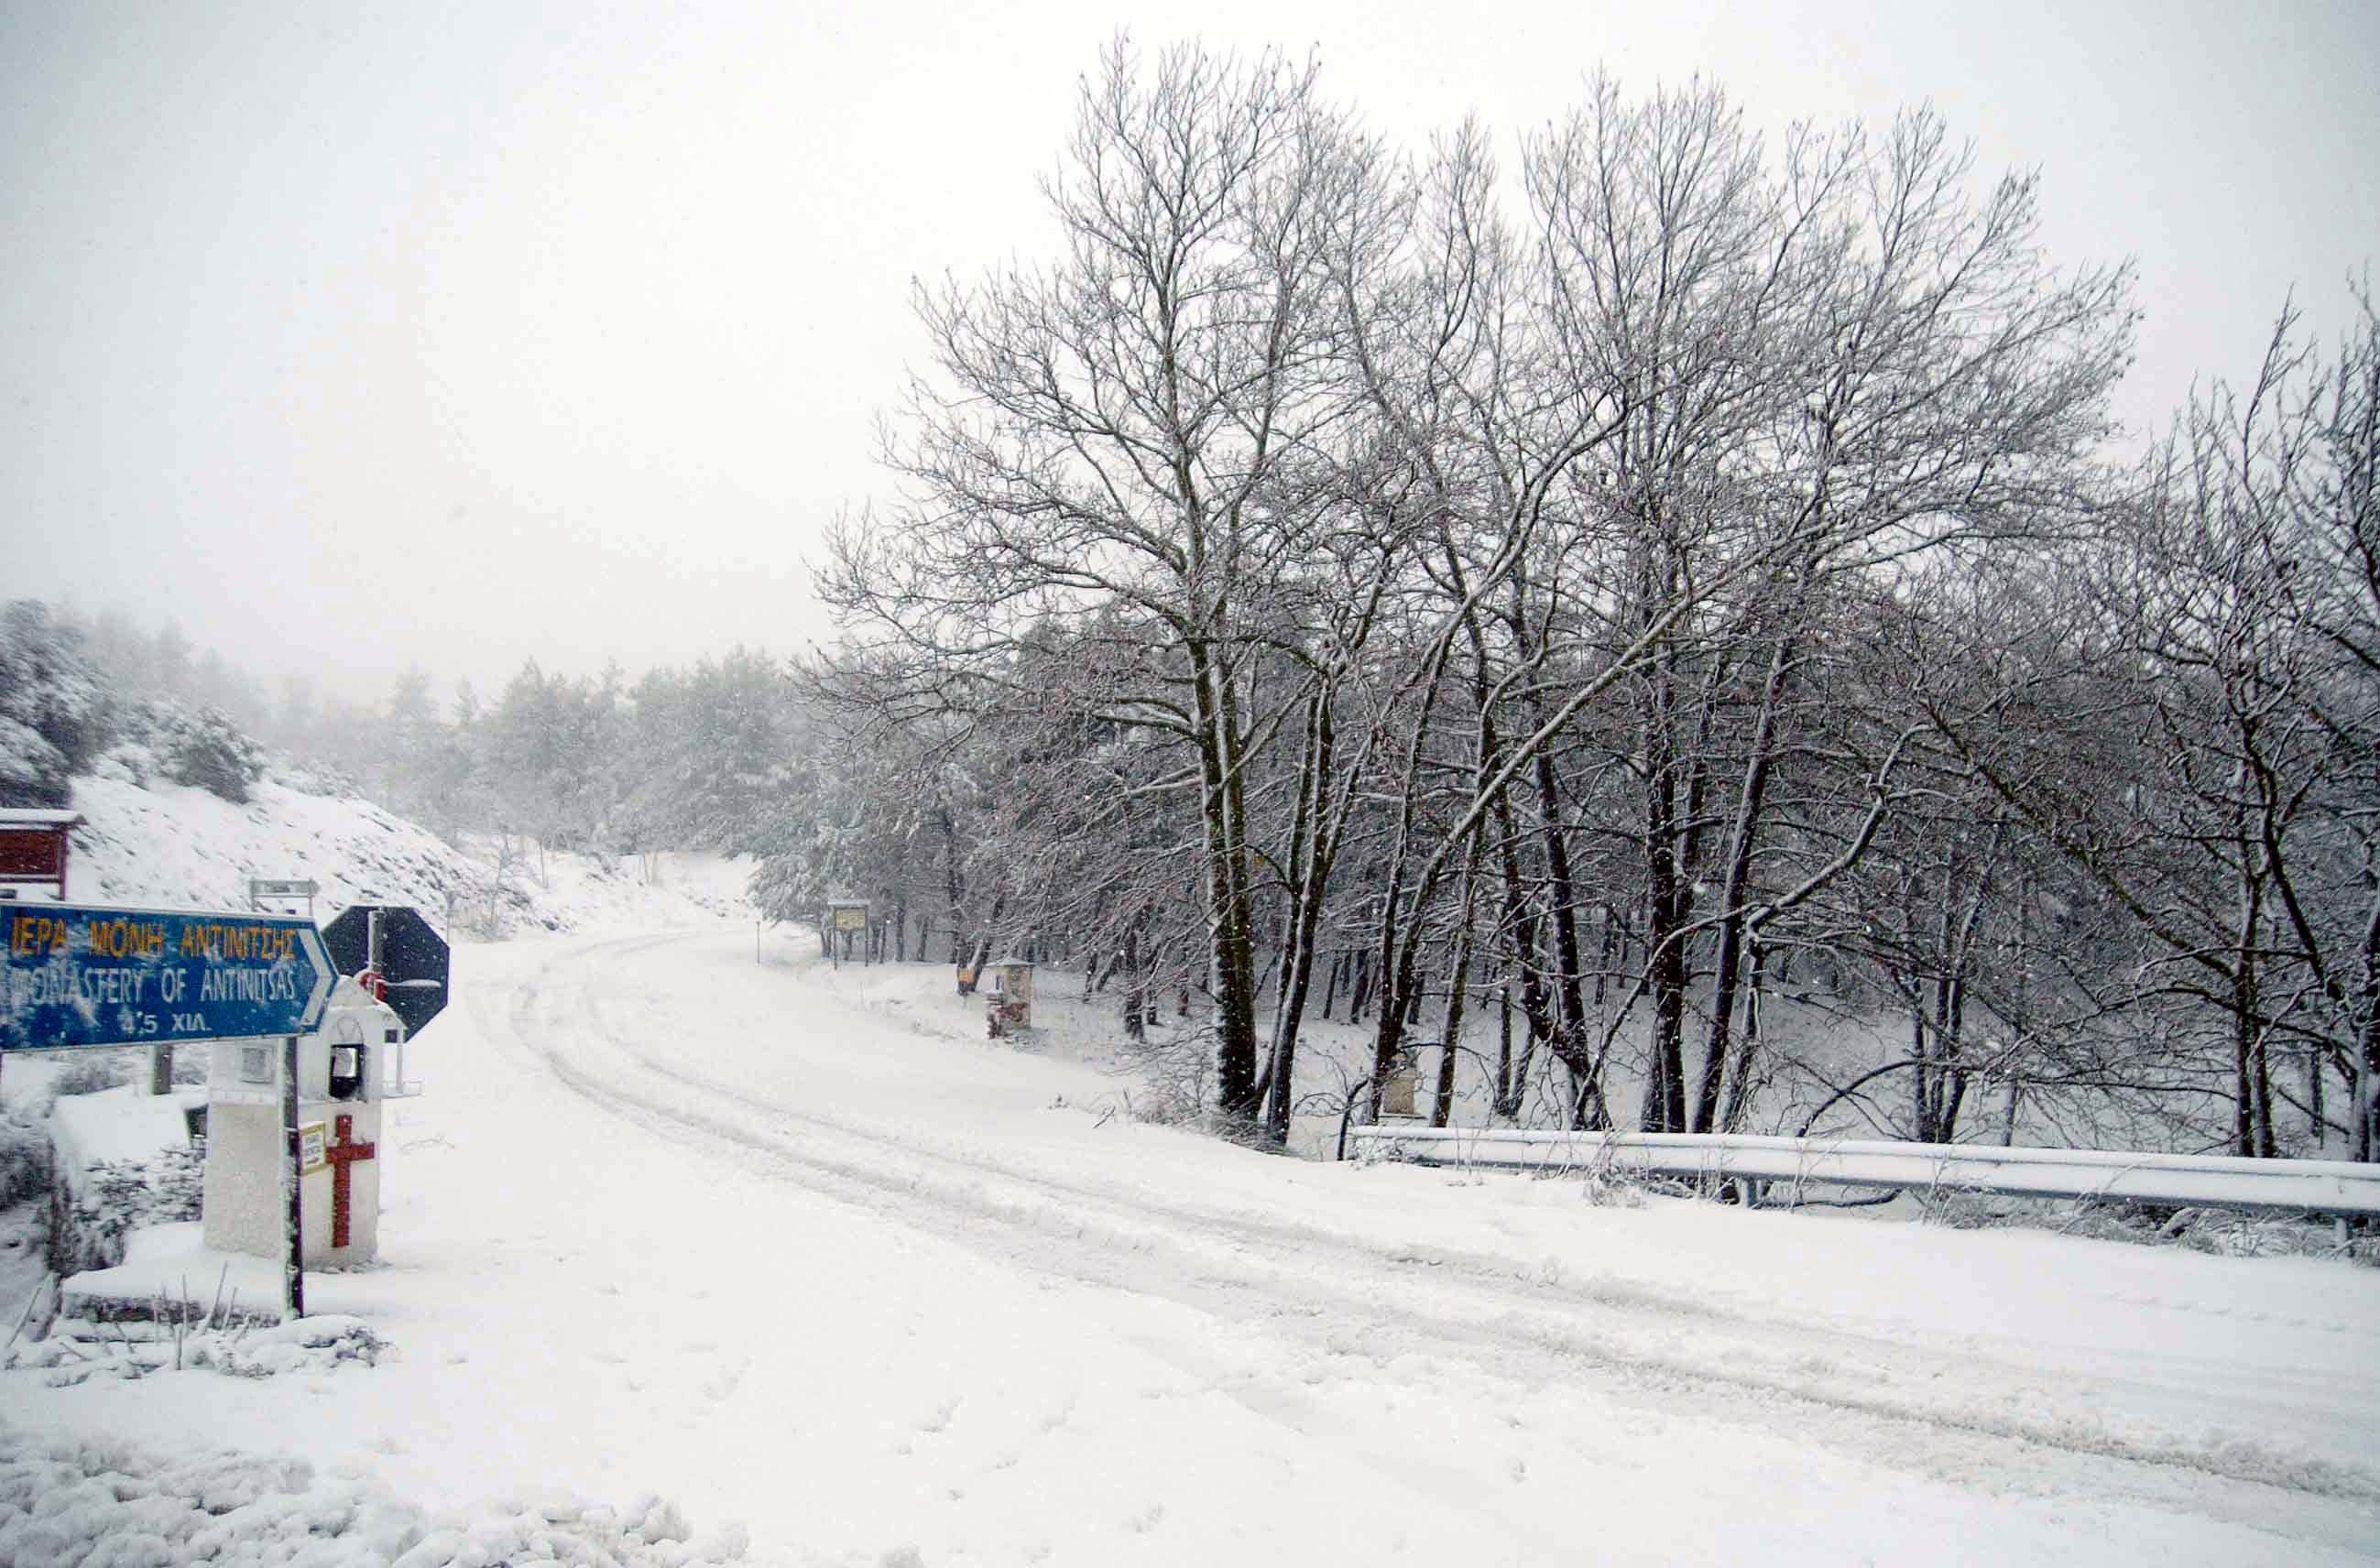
[1263,689,1341,1144]
[2357,882,2380,1164]
[2233,813,2266,1158]
[1430,829,1487,1127]
[1531,729,1600,1125]
[942,805,966,964]
[1719,936,1766,1133]
[1638,585,1690,1133]
[1122,918,1150,1041]
[1495,980,1516,1120]
[1491,820,1555,1113]
[1693,632,1794,1133]
[1189,638,1261,1124]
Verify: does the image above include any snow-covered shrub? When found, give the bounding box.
[1912,1192,2374,1260]
[42,1051,134,1106]
[2165,1209,2354,1260]
[51,1148,203,1274]
[1105,1078,1204,1129]
[87,736,158,788]
[270,756,363,799]
[197,1314,390,1377]
[0,599,104,807]
[1578,1161,1651,1208]
[162,705,266,802]
[0,1111,48,1210]
[0,714,71,810]
[96,695,267,804]
[0,1424,752,1567]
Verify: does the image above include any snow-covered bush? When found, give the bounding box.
[0,1111,48,1211]
[41,1051,133,1106]
[0,714,71,810]
[50,1149,203,1274]
[93,695,268,803]
[0,600,104,808]
[86,735,158,789]
[1911,1192,2374,1260]
[160,704,265,802]
[199,1314,390,1377]
[271,756,364,799]
[0,1424,751,1567]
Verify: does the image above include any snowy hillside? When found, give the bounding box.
[59,769,754,937]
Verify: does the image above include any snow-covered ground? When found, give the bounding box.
[8,928,2378,1565]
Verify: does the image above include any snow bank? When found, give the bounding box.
[0,1423,750,1568]
[46,1086,202,1207]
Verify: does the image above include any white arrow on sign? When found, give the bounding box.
[296,924,334,1032]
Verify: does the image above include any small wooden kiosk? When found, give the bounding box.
[0,808,80,901]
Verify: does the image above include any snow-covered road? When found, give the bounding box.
[13,927,2380,1565]
[488,930,2380,1563]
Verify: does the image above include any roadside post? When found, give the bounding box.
[828,898,868,968]
[1379,1046,1424,1119]
[282,1033,303,1320]
[249,877,319,924]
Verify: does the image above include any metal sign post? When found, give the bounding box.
[829,900,868,968]
[320,905,449,1036]
[249,878,319,923]
[281,1033,304,1322]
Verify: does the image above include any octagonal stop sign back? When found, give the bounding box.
[321,904,450,1037]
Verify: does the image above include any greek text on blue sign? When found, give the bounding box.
[2,904,333,1051]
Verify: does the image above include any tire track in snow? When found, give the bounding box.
[482,931,2380,1552]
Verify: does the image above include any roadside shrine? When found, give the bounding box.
[3,898,448,1318]
[201,973,409,1267]
[985,956,1034,1039]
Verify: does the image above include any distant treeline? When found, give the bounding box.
[0,603,802,874]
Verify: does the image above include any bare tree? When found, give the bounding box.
[818,40,1401,1127]
[1927,288,2380,1158]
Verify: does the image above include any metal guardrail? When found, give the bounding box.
[1349,1126,2380,1217]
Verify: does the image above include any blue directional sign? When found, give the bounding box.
[1,904,333,1052]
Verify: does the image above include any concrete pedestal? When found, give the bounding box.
[202,1099,382,1266]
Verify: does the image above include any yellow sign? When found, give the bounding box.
[832,904,868,931]
[299,1121,326,1174]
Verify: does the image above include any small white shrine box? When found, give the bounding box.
[202,978,407,1265]
[986,957,1035,1038]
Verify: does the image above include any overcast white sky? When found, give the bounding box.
[5,0,2375,704]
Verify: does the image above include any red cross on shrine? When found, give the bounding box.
[324,1113,377,1249]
